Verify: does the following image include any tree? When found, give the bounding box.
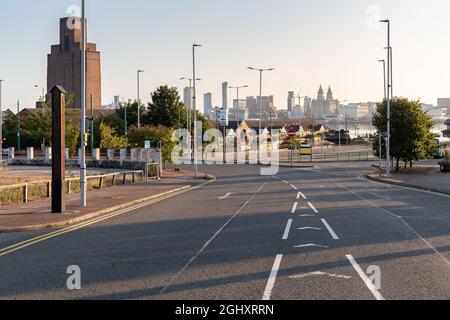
[127,125,176,163]
[115,101,146,129]
[372,98,436,171]
[65,120,80,155]
[20,107,52,148]
[99,122,128,150]
[144,85,185,128]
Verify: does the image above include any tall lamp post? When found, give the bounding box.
[228,84,248,130]
[80,0,87,206]
[34,84,46,149]
[380,19,392,177]
[192,44,202,177]
[247,67,274,136]
[137,69,144,130]
[378,59,387,175]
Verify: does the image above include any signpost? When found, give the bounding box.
[51,86,67,214]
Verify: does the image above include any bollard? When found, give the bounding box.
[27,147,34,160]
[93,148,101,161]
[45,147,52,161]
[130,149,138,161]
[107,149,115,161]
[119,149,127,166]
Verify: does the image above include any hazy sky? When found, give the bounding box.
[1,0,450,111]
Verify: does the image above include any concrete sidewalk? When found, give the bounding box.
[367,163,450,195]
[0,170,210,233]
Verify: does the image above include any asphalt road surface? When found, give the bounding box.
[1,162,449,300]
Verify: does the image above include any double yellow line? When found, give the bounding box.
[0,178,214,258]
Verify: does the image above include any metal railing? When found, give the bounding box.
[287,151,371,163]
[0,170,146,206]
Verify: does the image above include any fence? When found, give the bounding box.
[0,169,152,206]
[287,151,372,163]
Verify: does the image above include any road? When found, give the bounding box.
[0,162,449,300]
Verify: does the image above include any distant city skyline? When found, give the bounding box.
[2,0,450,111]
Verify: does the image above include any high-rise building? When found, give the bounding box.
[47,17,101,109]
[204,92,213,118]
[287,91,296,112]
[183,87,193,110]
[222,82,229,109]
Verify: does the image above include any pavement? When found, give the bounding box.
[0,162,449,300]
[367,163,450,195]
[0,169,208,233]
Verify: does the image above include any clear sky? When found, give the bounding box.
[1,0,450,111]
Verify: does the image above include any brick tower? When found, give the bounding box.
[47,17,101,109]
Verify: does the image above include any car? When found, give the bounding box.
[2,149,10,157]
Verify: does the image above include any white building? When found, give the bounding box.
[339,103,369,120]
[183,87,193,110]
[204,92,213,118]
[287,91,296,112]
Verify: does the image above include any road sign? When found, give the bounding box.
[144,140,151,149]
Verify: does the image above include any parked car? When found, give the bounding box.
[2,149,10,157]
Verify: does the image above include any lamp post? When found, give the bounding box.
[378,59,387,175]
[337,100,347,151]
[80,0,87,206]
[137,69,144,130]
[380,19,392,177]
[17,101,20,151]
[34,85,46,149]
[123,102,128,135]
[229,85,248,130]
[192,44,202,177]
[247,67,274,137]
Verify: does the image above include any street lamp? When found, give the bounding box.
[380,19,392,177]
[137,69,144,130]
[228,84,248,130]
[80,0,87,207]
[192,44,202,177]
[247,67,275,136]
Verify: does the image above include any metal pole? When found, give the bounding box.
[137,70,141,130]
[236,87,239,128]
[17,101,20,151]
[259,70,262,136]
[0,80,3,162]
[124,102,127,135]
[90,94,94,155]
[192,45,201,177]
[386,21,391,177]
[80,0,87,206]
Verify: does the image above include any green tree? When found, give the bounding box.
[20,107,52,148]
[144,85,185,128]
[65,120,80,155]
[127,125,176,163]
[372,98,436,171]
[99,122,128,150]
[115,101,146,129]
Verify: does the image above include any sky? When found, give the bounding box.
[1,0,450,112]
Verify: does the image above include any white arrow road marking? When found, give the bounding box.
[289,271,352,280]
[321,219,340,240]
[346,255,385,301]
[282,219,293,240]
[308,202,319,214]
[290,184,298,190]
[263,254,283,301]
[218,193,233,200]
[297,227,322,231]
[297,192,307,200]
[291,202,298,214]
[294,244,329,249]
